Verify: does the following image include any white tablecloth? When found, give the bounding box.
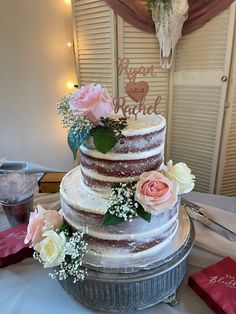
[1,192,236,314]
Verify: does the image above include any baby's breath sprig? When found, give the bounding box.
[50,227,88,283]
[56,95,94,133]
[101,117,128,144]
[106,183,138,222]
[34,226,89,283]
[102,183,151,227]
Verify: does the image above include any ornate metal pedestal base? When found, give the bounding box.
[163,293,179,306]
[59,222,194,312]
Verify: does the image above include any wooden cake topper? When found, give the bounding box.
[114,57,162,119]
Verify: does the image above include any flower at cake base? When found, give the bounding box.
[69,83,113,124]
[135,171,178,215]
[163,160,195,194]
[34,230,66,268]
[24,205,64,247]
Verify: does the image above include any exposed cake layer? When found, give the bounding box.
[60,167,180,270]
[80,115,166,198]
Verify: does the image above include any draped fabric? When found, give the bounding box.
[104,0,235,35]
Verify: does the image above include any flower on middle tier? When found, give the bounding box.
[135,171,178,215]
[69,83,113,124]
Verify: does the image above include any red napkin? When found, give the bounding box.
[0,223,33,268]
[189,257,236,314]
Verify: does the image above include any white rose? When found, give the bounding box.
[163,160,195,194]
[34,230,66,268]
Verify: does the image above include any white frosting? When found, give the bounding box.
[118,115,166,136]
[61,166,179,239]
[69,209,178,241]
[85,221,178,260]
[61,167,108,214]
[80,143,164,161]
[83,209,191,271]
[81,166,139,183]
[61,166,173,216]
[80,161,165,200]
[80,179,111,199]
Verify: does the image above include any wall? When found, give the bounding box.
[0,0,77,171]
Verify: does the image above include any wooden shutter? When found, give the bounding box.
[167,6,236,193]
[72,0,117,96]
[116,16,169,117]
[216,26,236,196]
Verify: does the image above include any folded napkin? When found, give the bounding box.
[189,257,236,314]
[0,223,33,267]
[189,202,236,265]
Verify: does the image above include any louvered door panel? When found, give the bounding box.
[168,7,235,193]
[171,86,221,192]
[217,83,236,196]
[117,17,169,117]
[175,11,230,71]
[72,0,116,96]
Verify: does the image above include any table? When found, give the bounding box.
[1,192,236,314]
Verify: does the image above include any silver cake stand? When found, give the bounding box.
[58,209,194,312]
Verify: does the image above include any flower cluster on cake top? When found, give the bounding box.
[57,83,127,158]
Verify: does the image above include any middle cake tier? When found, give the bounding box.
[60,166,182,271]
[79,115,166,198]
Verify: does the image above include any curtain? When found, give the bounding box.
[104,0,235,35]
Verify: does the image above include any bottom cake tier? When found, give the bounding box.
[58,213,194,311]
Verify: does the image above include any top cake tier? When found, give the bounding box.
[79,115,166,199]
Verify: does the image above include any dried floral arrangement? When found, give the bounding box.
[147,0,172,28]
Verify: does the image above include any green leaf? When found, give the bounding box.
[68,128,90,160]
[135,204,151,223]
[119,124,127,130]
[92,126,117,154]
[102,211,124,227]
[58,223,70,234]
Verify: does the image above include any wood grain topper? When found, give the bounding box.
[125,81,149,103]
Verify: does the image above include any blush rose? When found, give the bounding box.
[135,171,178,215]
[24,205,63,247]
[69,84,113,124]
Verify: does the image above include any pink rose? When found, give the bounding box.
[135,171,178,215]
[24,205,63,247]
[69,84,113,124]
